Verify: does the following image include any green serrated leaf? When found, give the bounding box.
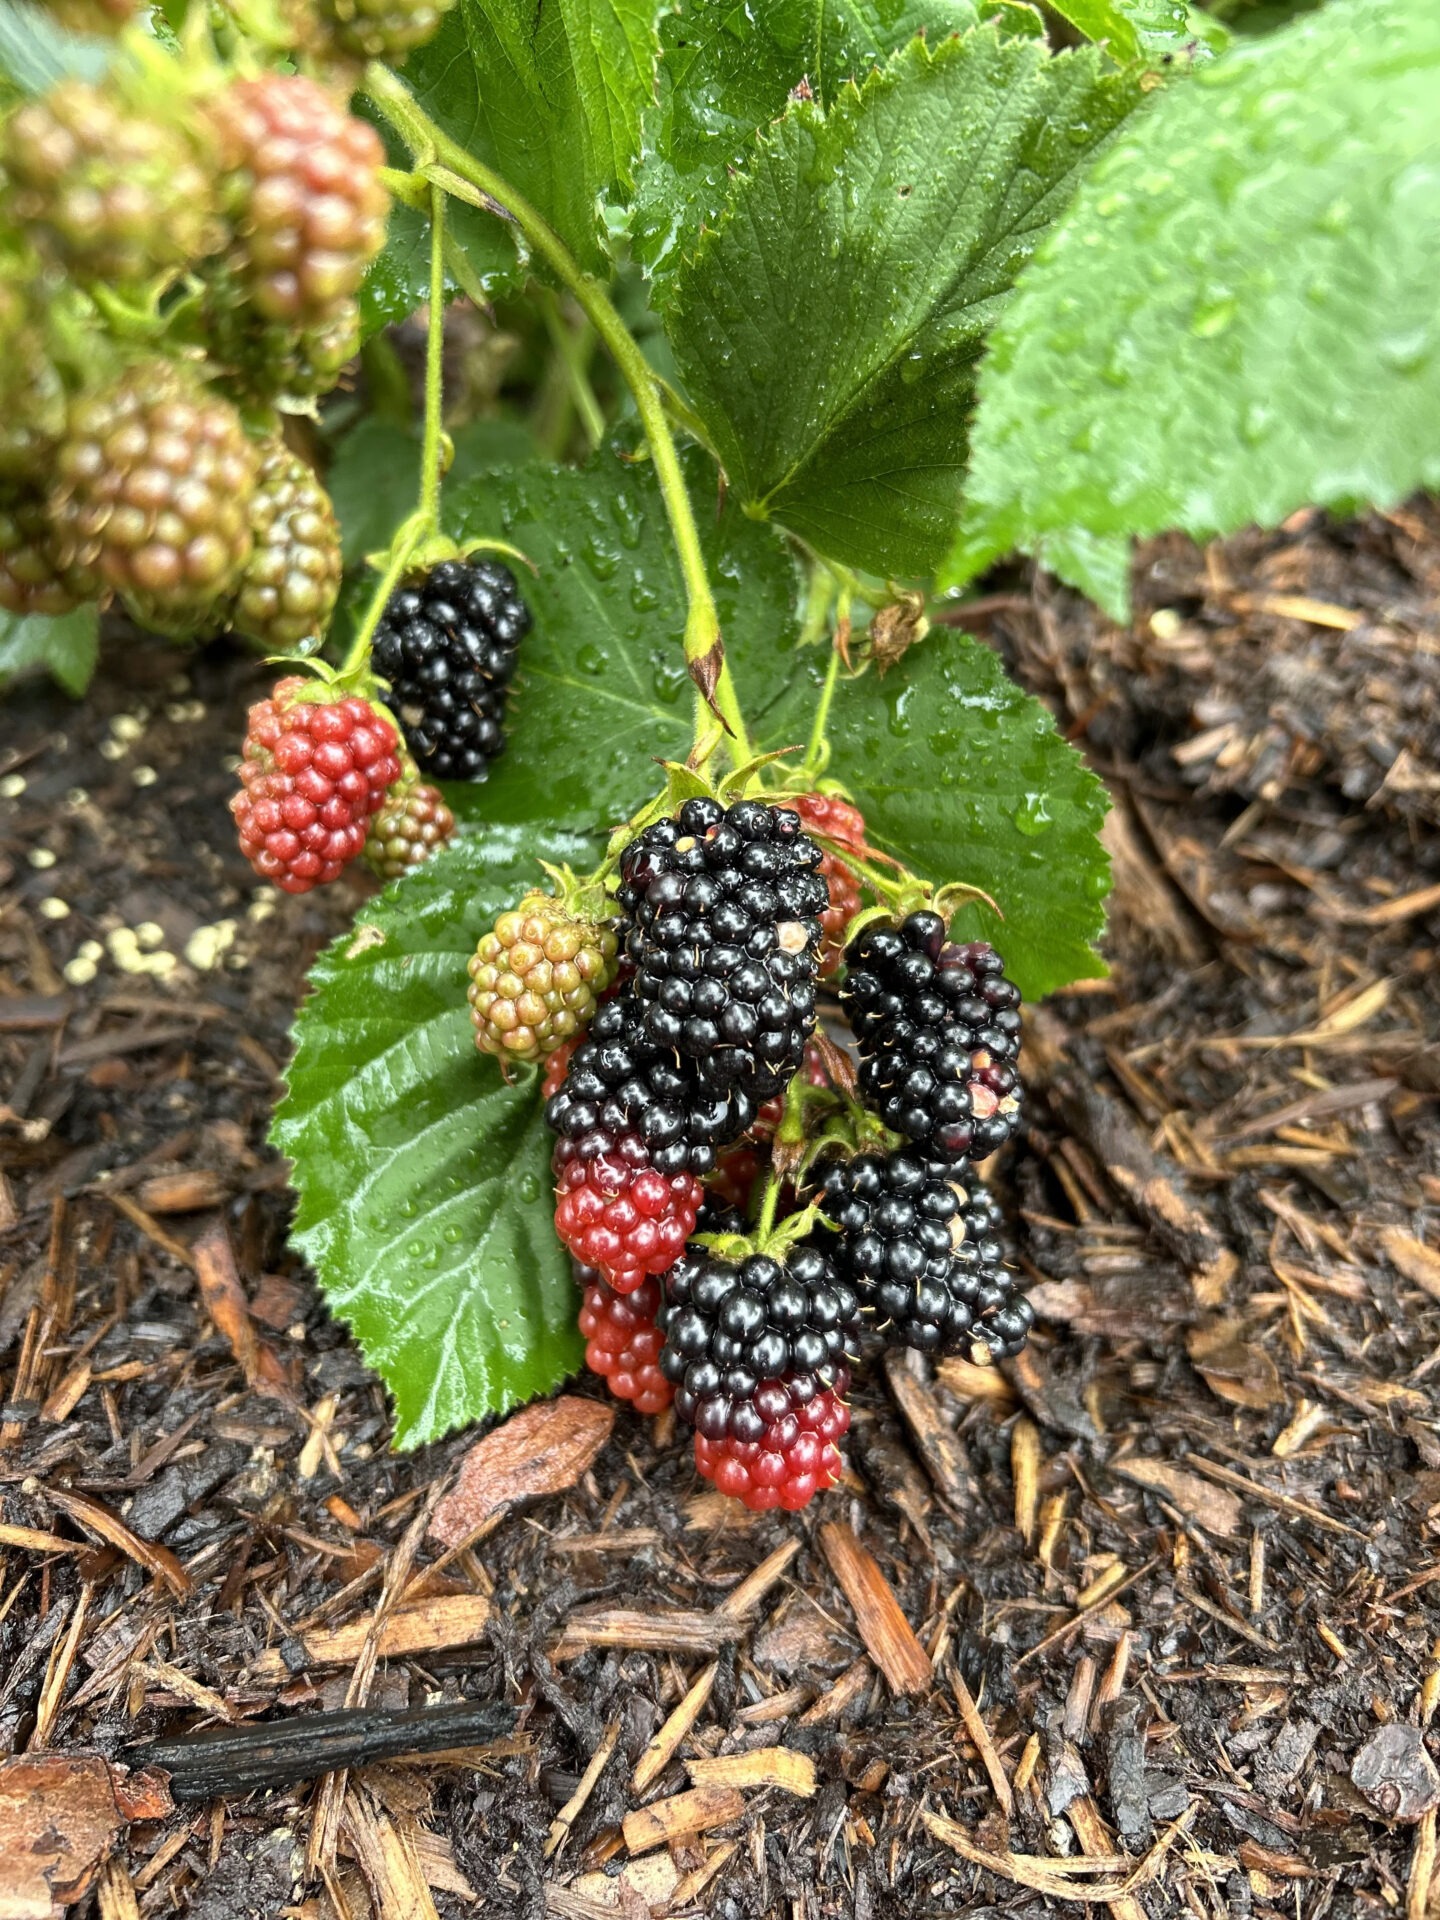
[440,447,813,832]
[664,30,1146,580]
[1036,528,1132,625]
[0,605,99,697]
[0,0,110,96]
[955,0,1440,562]
[631,0,1044,289]
[1046,0,1196,61]
[272,825,599,1449]
[825,631,1110,998]
[389,0,658,285]
[360,189,519,340]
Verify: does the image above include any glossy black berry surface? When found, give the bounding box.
[618,797,829,1102]
[658,1243,859,1440]
[371,559,530,781]
[839,912,1024,1161]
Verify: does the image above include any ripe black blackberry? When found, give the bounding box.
[371,559,530,781]
[658,1241,859,1441]
[545,994,757,1178]
[839,911,1023,1161]
[617,796,828,1102]
[809,1148,1031,1360]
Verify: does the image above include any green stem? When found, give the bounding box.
[341,516,424,677]
[540,292,605,453]
[755,1174,782,1244]
[417,183,447,535]
[364,63,754,765]
[800,636,843,784]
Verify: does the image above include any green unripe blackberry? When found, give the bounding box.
[51,360,258,633]
[314,0,457,60]
[227,441,342,651]
[364,764,455,880]
[3,78,220,287]
[207,304,360,407]
[0,487,98,616]
[468,894,620,1065]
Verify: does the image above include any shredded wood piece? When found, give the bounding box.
[250,1592,492,1682]
[632,1662,717,1796]
[687,1747,816,1797]
[818,1522,930,1695]
[621,1785,745,1855]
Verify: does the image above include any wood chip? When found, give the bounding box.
[621,1785,745,1855]
[884,1352,971,1505]
[192,1220,294,1399]
[1012,1417,1041,1545]
[552,1608,729,1661]
[0,1521,80,1554]
[249,1593,492,1682]
[546,1716,621,1858]
[44,1487,192,1597]
[1116,1457,1243,1538]
[0,1754,171,1915]
[934,1354,1016,1405]
[714,1540,799,1620]
[632,1663,717,1796]
[687,1748,816,1797]
[1380,1228,1440,1302]
[818,1522,930,1695]
[136,1170,229,1215]
[1228,591,1362,630]
[429,1398,614,1545]
[950,1671,1013,1817]
[1185,1455,1367,1540]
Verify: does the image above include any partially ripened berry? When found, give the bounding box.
[553,1127,702,1294]
[694,1388,849,1512]
[0,487,98,616]
[313,0,457,61]
[789,791,868,973]
[209,75,387,331]
[468,894,619,1065]
[364,763,454,880]
[618,796,828,1102]
[206,302,360,406]
[546,994,758,1177]
[809,1149,1032,1360]
[577,1269,673,1415]
[50,360,258,631]
[659,1243,859,1441]
[231,677,400,894]
[4,79,220,286]
[371,559,530,780]
[227,441,342,650]
[840,912,1023,1161]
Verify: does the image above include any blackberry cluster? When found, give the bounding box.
[657,1243,859,1440]
[840,911,1023,1161]
[552,1126,701,1293]
[364,768,454,880]
[618,797,828,1101]
[576,1268,672,1416]
[312,0,457,60]
[0,487,97,616]
[546,995,757,1177]
[808,1149,1032,1360]
[694,1388,849,1513]
[372,559,530,780]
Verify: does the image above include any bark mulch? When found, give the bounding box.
[1,504,1438,1920]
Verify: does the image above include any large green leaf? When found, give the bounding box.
[953,0,1440,563]
[1046,0,1197,60]
[0,606,98,697]
[631,0,1043,289]
[397,0,657,280]
[664,30,1145,579]
[826,631,1111,997]
[441,448,814,832]
[272,827,598,1448]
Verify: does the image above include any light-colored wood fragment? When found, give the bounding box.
[797,1658,872,1726]
[935,1355,1016,1405]
[633,1663,717,1796]
[192,1221,293,1399]
[140,1658,237,1724]
[687,1748,816,1798]
[1381,1228,1440,1302]
[44,1488,191,1597]
[818,1522,930,1696]
[552,1609,727,1662]
[545,1716,621,1858]
[0,1521,79,1554]
[41,1361,92,1424]
[1116,1457,1242,1538]
[669,1839,740,1909]
[715,1540,799,1620]
[622,1786,744,1855]
[1409,1807,1437,1920]
[250,1592,491,1682]
[1012,1417,1040,1546]
[884,1353,969,1504]
[567,1856,680,1914]
[98,1855,142,1920]
[342,1795,440,1920]
[951,1671,1013,1816]
[1070,1797,1146,1920]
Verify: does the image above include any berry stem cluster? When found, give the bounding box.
[361,61,756,766]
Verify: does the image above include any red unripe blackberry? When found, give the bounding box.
[314,0,457,60]
[618,796,829,1103]
[542,1037,580,1103]
[364,766,454,880]
[50,360,258,632]
[231,677,401,894]
[808,1148,1032,1360]
[552,1128,702,1295]
[659,1242,859,1441]
[4,78,220,287]
[209,74,387,331]
[694,1387,849,1512]
[0,487,98,616]
[468,895,619,1065]
[789,791,868,974]
[227,440,342,651]
[577,1270,673,1416]
[840,912,1023,1162]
